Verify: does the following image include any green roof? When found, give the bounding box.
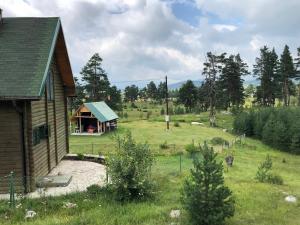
[84,102,118,122]
[0,17,60,99]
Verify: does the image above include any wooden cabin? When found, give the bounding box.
[71,102,118,134]
[0,15,75,193]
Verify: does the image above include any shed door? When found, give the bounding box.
[0,103,24,193]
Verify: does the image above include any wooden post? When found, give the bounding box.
[97,121,100,133]
[79,117,82,133]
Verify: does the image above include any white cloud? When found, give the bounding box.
[1,0,300,87]
[213,24,237,32]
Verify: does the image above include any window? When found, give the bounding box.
[46,71,54,101]
[32,124,50,146]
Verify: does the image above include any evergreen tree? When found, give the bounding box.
[70,77,85,111]
[262,114,277,146]
[107,85,122,111]
[245,84,256,98]
[279,45,296,106]
[81,53,110,102]
[124,85,139,102]
[146,81,158,100]
[198,82,210,111]
[217,54,248,109]
[181,143,235,225]
[202,52,226,126]
[294,47,300,80]
[290,133,300,154]
[253,46,280,106]
[157,81,167,103]
[178,80,198,111]
[139,87,148,101]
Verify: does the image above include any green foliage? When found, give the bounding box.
[234,107,300,153]
[107,132,155,201]
[174,122,180,127]
[211,137,229,146]
[181,143,235,225]
[255,155,283,185]
[77,153,84,160]
[178,80,198,110]
[185,143,199,157]
[124,85,139,102]
[159,141,169,149]
[160,107,165,115]
[124,112,128,119]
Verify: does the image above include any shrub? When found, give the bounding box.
[181,143,235,225]
[159,141,169,149]
[77,153,84,160]
[160,108,165,115]
[185,143,199,157]
[255,155,283,185]
[211,137,229,146]
[124,112,128,119]
[107,132,155,201]
[174,122,180,127]
[234,107,300,153]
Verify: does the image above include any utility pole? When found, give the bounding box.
[165,75,169,130]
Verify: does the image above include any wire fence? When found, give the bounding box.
[0,134,246,210]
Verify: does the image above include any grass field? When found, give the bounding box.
[1,112,300,225]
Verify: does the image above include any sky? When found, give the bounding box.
[2,0,300,88]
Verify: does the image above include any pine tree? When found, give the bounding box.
[202,52,226,126]
[157,81,167,103]
[81,53,110,102]
[181,143,235,225]
[217,54,248,109]
[107,85,122,111]
[253,46,280,106]
[124,85,139,102]
[279,45,296,106]
[70,77,85,111]
[146,81,158,100]
[290,133,300,154]
[178,80,198,111]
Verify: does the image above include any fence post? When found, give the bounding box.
[9,171,15,209]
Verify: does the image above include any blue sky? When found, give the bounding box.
[2,0,300,88]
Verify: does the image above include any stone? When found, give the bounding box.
[64,202,77,208]
[170,209,180,219]
[285,195,297,203]
[25,210,37,219]
[191,122,204,126]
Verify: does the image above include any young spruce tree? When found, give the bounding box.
[181,143,235,225]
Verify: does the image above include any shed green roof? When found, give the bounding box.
[84,102,118,122]
[0,17,72,99]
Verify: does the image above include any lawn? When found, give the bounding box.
[1,118,300,225]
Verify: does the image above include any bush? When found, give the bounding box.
[146,111,152,119]
[160,108,165,115]
[210,137,229,146]
[124,112,128,119]
[181,143,235,225]
[233,107,300,153]
[255,155,283,185]
[185,143,199,157]
[174,122,180,127]
[159,141,169,149]
[107,132,155,201]
[77,153,84,160]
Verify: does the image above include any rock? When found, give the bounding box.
[64,202,77,208]
[191,122,204,126]
[285,195,297,203]
[223,129,228,132]
[25,210,37,219]
[170,209,180,219]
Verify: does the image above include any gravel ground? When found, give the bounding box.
[28,160,106,198]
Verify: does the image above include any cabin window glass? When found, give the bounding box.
[32,124,50,146]
[46,71,54,101]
